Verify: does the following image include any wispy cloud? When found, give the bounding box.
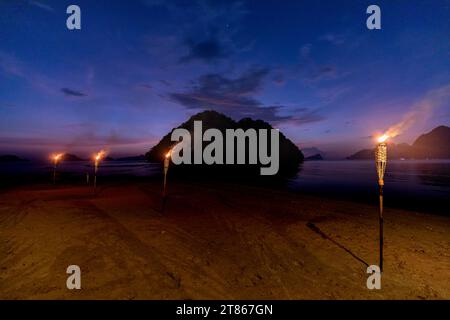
[61,88,87,97]
[382,84,450,138]
[28,0,55,13]
[317,85,353,104]
[0,51,25,77]
[319,33,346,45]
[0,134,156,155]
[300,44,312,58]
[0,50,54,93]
[308,65,337,82]
[169,67,325,125]
[179,38,229,63]
[142,0,247,65]
[138,84,153,90]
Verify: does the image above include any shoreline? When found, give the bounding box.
[2,158,449,216]
[2,175,448,217]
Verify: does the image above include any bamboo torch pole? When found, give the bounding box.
[52,154,63,185]
[53,160,57,185]
[163,151,171,197]
[94,159,98,189]
[375,136,388,272]
[93,151,105,190]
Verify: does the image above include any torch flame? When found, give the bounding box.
[52,153,64,164]
[377,134,389,143]
[165,151,171,158]
[94,150,106,162]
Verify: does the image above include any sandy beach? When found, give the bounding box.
[0,180,448,300]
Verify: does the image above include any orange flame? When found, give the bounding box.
[377,134,389,143]
[94,150,106,163]
[165,151,171,158]
[52,153,64,163]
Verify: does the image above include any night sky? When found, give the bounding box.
[0,0,449,159]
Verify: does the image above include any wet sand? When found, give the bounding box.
[0,180,449,299]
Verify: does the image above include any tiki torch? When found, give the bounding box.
[52,153,64,184]
[93,150,106,189]
[163,150,171,197]
[375,134,388,271]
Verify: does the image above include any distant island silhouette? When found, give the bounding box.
[116,155,146,161]
[348,125,450,160]
[146,110,303,178]
[0,155,27,162]
[305,154,324,161]
[62,154,84,161]
[301,147,325,160]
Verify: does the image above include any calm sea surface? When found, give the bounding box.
[1,159,449,214]
[289,160,450,214]
[0,160,159,177]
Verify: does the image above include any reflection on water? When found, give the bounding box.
[1,159,449,214]
[289,160,450,214]
[0,160,161,179]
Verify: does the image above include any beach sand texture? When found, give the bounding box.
[0,181,449,299]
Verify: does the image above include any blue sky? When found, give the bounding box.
[0,0,449,158]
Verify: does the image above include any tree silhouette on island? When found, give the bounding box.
[146,110,303,179]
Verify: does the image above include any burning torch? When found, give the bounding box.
[375,134,388,272]
[52,153,64,184]
[93,150,106,189]
[163,150,171,197]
